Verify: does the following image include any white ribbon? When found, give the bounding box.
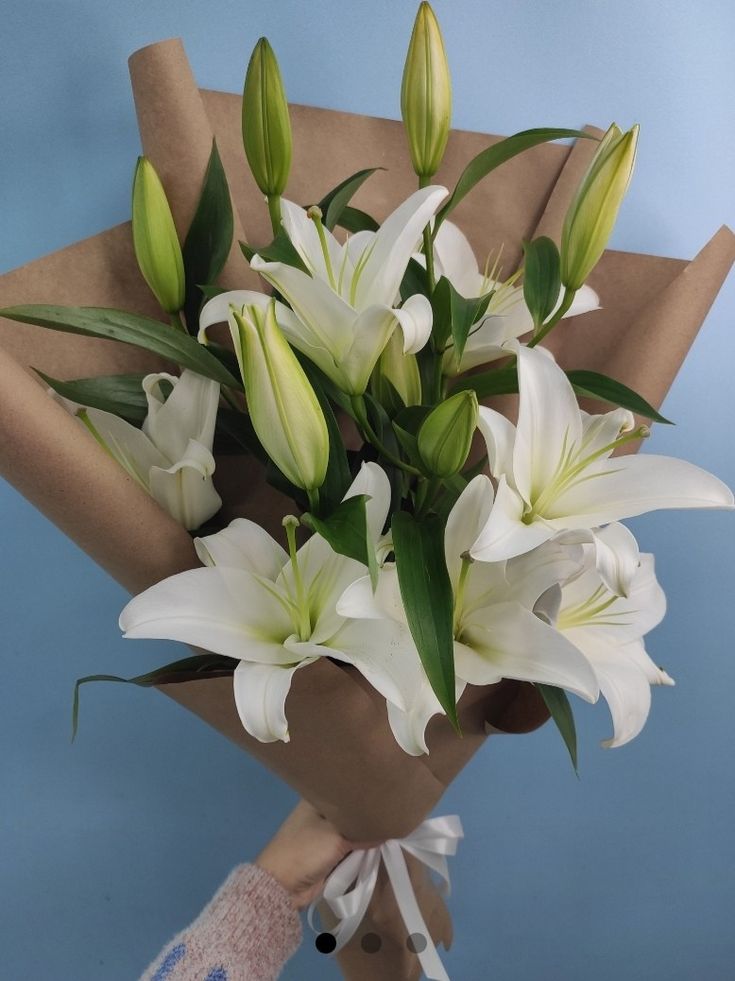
[308,814,464,981]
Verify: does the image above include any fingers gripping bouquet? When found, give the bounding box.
[1,2,733,976]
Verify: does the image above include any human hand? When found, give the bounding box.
[256,800,372,910]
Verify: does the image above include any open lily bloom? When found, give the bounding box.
[64,369,221,530]
[471,343,735,563]
[552,523,673,747]
[243,187,447,394]
[430,221,599,374]
[339,475,599,751]
[120,463,436,755]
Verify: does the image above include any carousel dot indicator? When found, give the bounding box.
[406,932,427,953]
[360,932,382,953]
[315,932,337,954]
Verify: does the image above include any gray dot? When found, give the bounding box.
[406,932,427,953]
[361,932,382,953]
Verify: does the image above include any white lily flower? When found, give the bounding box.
[244,187,448,394]
[553,523,674,748]
[68,369,221,530]
[428,220,599,374]
[471,343,734,563]
[119,463,435,754]
[339,475,599,749]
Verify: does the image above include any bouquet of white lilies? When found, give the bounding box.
[3,2,731,768]
[1,4,733,975]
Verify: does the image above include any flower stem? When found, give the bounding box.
[283,516,310,640]
[350,395,422,477]
[267,194,282,237]
[170,311,187,334]
[527,287,577,348]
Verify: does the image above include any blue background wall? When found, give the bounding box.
[1,1,734,978]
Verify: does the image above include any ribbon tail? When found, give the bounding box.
[382,840,450,981]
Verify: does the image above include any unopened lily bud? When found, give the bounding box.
[418,390,478,477]
[372,330,422,408]
[231,301,328,491]
[131,157,185,315]
[561,123,639,290]
[242,37,292,197]
[401,2,452,180]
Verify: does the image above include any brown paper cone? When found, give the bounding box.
[1,37,733,979]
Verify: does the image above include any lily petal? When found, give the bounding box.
[233,657,317,743]
[119,568,294,664]
[471,475,555,563]
[444,475,495,585]
[552,453,735,525]
[513,342,583,507]
[195,518,288,579]
[393,293,433,354]
[142,370,219,463]
[458,601,599,702]
[591,522,641,597]
[148,440,221,530]
[432,219,481,296]
[477,406,516,480]
[352,186,448,308]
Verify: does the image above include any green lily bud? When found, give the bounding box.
[401,2,452,180]
[561,123,639,290]
[231,301,328,492]
[131,157,185,315]
[371,330,422,409]
[417,390,478,478]
[242,37,292,198]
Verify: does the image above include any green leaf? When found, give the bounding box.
[451,363,519,400]
[567,370,673,424]
[535,683,578,773]
[400,257,431,303]
[436,129,597,228]
[336,205,379,234]
[306,371,352,514]
[523,237,561,329]
[391,511,459,729]
[35,370,149,423]
[1,305,240,389]
[72,654,236,740]
[240,227,309,272]
[316,167,384,231]
[302,495,378,588]
[450,285,494,362]
[182,140,235,334]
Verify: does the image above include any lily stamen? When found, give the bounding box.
[306,205,338,291]
[282,515,311,640]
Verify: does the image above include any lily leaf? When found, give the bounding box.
[316,167,384,231]
[72,654,236,740]
[182,140,234,334]
[240,228,309,273]
[1,305,240,389]
[400,257,431,302]
[336,205,379,234]
[36,370,149,423]
[523,237,561,330]
[392,511,459,729]
[567,370,673,424]
[535,682,579,773]
[451,363,519,400]
[302,494,378,588]
[436,129,597,229]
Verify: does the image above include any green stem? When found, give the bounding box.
[266,194,282,237]
[350,395,422,477]
[170,311,187,334]
[306,487,320,515]
[419,175,437,294]
[528,287,577,348]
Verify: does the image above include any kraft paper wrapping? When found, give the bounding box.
[1,37,734,979]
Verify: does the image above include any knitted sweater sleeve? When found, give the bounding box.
[140,864,303,981]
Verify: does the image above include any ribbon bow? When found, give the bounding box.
[308,814,464,981]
